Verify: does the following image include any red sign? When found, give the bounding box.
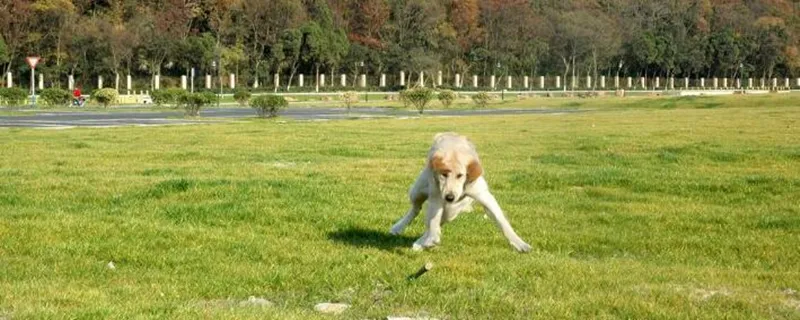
[26,56,40,69]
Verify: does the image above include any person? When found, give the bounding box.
[72,87,85,107]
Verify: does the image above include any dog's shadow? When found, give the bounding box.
[327,226,416,251]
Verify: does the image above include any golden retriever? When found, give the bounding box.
[390,132,531,253]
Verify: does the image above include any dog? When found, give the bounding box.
[390,132,532,253]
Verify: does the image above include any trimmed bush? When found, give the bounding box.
[438,89,457,107]
[92,88,119,108]
[402,87,435,115]
[472,91,492,108]
[251,95,288,118]
[0,87,28,106]
[39,88,71,107]
[341,91,359,112]
[177,92,214,116]
[151,88,187,107]
[233,89,251,106]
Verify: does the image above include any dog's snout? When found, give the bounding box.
[445,194,455,202]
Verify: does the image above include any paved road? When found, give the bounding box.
[0,107,578,129]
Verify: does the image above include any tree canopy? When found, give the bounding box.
[1,0,798,88]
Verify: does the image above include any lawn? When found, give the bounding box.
[1,97,799,319]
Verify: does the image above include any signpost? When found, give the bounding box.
[26,56,40,107]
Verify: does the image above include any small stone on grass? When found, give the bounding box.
[314,302,350,314]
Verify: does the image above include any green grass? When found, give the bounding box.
[1,99,799,319]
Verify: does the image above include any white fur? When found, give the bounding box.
[390,133,531,253]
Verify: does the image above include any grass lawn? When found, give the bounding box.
[1,97,799,319]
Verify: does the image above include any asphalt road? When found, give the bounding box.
[0,107,577,129]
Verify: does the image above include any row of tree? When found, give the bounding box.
[1,0,798,90]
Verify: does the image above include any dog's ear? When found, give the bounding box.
[429,153,447,173]
[466,159,483,183]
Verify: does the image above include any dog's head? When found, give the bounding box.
[429,151,482,203]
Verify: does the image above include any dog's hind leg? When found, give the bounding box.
[390,185,428,235]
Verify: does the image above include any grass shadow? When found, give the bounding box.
[328,226,416,251]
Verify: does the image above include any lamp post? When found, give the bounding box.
[212,60,219,108]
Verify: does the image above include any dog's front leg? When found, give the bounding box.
[472,191,532,253]
[412,200,443,251]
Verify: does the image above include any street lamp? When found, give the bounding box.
[212,60,219,108]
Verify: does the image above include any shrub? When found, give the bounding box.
[233,89,251,106]
[472,91,492,108]
[0,87,28,106]
[151,88,187,106]
[199,91,219,106]
[341,91,359,113]
[92,88,119,108]
[402,87,435,115]
[251,95,288,118]
[438,89,457,107]
[39,88,71,107]
[177,92,214,116]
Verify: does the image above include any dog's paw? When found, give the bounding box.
[510,240,532,253]
[389,222,406,235]
[412,236,438,251]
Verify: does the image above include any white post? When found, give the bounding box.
[274,73,280,89]
[723,78,728,88]
[400,71,405,86]
[640,77,646,89]
[539,76,545,89]
[523,76,529,89]
[684,77,689,89]
[772,78,777,88]
[556,76,561,88]
[760,78,765,88]
[700,77,705,88]
[126,75,132,94]
[654,77,659,89]
[320,74,326,87]
[669,77,674,90]
[586,75,592,89]
[5,72,11,88]
[253,77,259,89]
[418,71,424,87]
[713,77,718,89]
[472,75,478,87]
[600,76,606,89]
[736,78,741,89]
[229,73,235,89]
[360,74,366,88]
[205,75,211,89]
[436,70,442,87]
[299,74,304,87]
[190,68,195,92]
[784,78,789,88]
[38,73,44,90]
[507,76,512,89]
[340,74,346,87]
[571,76,577,89]
[627,77,632,88]
[490,75,496,89]
[380,74,386,87]
[796,78,800,88]
[68,75,74,90]
[614,76,620,88]
[748,78,753,88]
[455,74,461,88]
[98,75,103,89]
[180,75,187,90]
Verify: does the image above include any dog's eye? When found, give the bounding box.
[457,174,464,179]
[442,173,448,178]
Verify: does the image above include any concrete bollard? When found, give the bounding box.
[68,75,74,90]
[490,75,496,89]
[98,76,103,89]
[127,75,132,94]
[669,77,674,90]
[181,75,187,90]
[684,77,689,89]
[473,75,478,87]
[299,74,304,87]
[784,78,789,88]
[748,78,753,88]
[455,74,461,88]
[400,71,405,86]
[760,78,765,88]
[436,70,442,87]
[713,77,718,89]
[360,74,366,88]
[320,74,326,87]
[539,76,545,89]
[600,76,606,89]
[654,77,659,89]
[38,74,44,90]
[796,78,800,88]
[614,76,620,88]
[253,77,259,89]
[380,74,386,87]
[418,71,424,87]
[772,78,777,88]
[507,76,512,89]
[627,77,632,88]
[640,77,646,89]
[586,76,591,88]
[723,78,728,88]
[700,77,705,88]
[523,76,529,89]
[5,72,11,88]
[205,75,211,89]
[556,76,561,88]
[340,74,346,87]
[228,74,234,89]
[736,78,741,89]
